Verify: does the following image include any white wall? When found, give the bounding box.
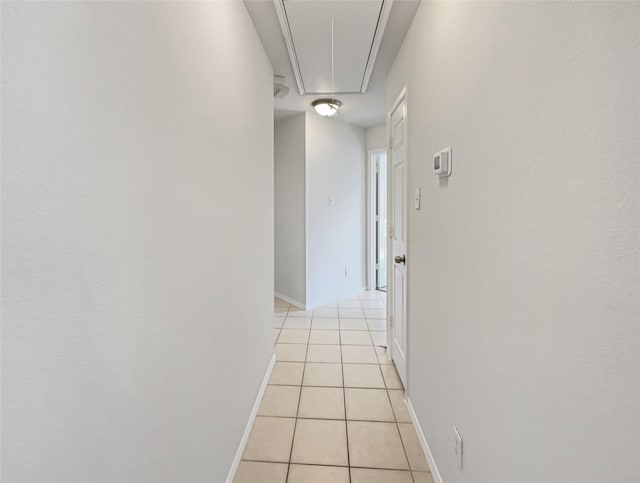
[305,114,366,307]
[274,114,306,305]
[366,124,387,151]
[1,2,274,482]
[388,2,640,483]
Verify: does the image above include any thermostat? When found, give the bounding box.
[434,148,452,177]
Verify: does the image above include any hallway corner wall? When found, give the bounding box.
[305,114,367,308]
[1,2,274,482]
[274,114,307,306]
[387,2,640,482]
[366,124,387,151]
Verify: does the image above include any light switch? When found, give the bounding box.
[414,188,421,210]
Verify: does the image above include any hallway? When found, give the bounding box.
[235,292,434,483]
[3,2,638,482]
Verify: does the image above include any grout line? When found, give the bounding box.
[377,342,414,480]
[270,384,386,390]
[284,331,310,482]
[242,458,413,472]
[255,413,399,423]
[338,326,352,483]
[383,380,416,482]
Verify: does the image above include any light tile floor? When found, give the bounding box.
[235,291,434,483]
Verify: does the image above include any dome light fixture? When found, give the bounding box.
[312,98,342,117]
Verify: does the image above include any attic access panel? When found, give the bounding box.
[274,0,393,95]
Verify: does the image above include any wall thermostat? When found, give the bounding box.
[434,148,452,177]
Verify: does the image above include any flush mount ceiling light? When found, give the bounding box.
[312,98,342,117]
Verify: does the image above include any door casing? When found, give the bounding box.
[367,148,388,292]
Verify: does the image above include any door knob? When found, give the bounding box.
[394,255,406,264]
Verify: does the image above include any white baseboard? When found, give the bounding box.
[405,396,444,483]
[274,291,308,310]
[225,353,276,483]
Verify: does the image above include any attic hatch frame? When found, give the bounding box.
[273,0,394,96]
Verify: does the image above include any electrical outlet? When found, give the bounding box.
[454,426,463,470]
[344,267,349,277]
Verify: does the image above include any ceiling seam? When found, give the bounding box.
[282,3,307,95]
[360,1,385,94]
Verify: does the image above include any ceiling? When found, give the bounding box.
[244,0,420,128]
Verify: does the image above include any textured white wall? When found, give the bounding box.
[305,114,367,307]
[2,2,274,482]
[387,2,640,482]
[274,114,306,305]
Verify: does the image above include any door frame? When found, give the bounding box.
[367,148,387,292]
[387,86,409,392]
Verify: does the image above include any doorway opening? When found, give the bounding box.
[368,149,388,293]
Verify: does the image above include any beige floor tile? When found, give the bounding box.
[364,308,386,319]
[306,344,341,363]
[370,331,387,346]
[270,362,304,386]
[284,317,312,329]
[339,308,365,319]
[340,330,372,345]
[273,316,285,328]
[258,385,301,418]
[350,468,413,483]
[303,363,343,387]
[291,419,349,466]
[274,305,290,314]
[341,345,378,364]
[375,346,393,365]
[360,300,385,309]
[387,390,411,422]
[273,329,281,345]
[288,309,314,318]
[309,329,340,345]
[367,319,387,331]
[298,387,345,419]
[344,388,394,422]
[412,472,436,483]
[347,421,409,470]
[311,318,340,330]
[316,302,338,308]
[337,299,362,308]
[339,318,368,330]
[398,423,430,471]
[287,464,349,483]
[278,329,310,344]
[234,461,288,483]
[381,364,404,389]
[313,308,339,318]
[342,364,385,388]
[275,344,307,362]
[243,416,295,463]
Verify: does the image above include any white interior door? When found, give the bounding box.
[389,94,408,387]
